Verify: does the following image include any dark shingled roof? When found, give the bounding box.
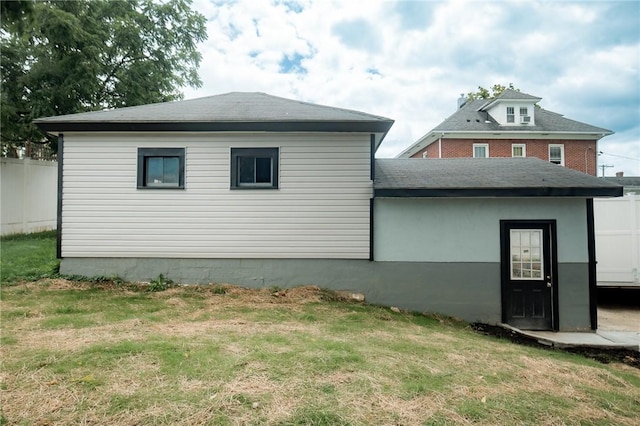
[34,92,395,138]
[433,99,613,134]
[374,158,623,197]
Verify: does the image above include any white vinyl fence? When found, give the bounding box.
[594,194,640,287]
[1,158,58,236]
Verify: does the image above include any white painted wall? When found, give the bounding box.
[594,194,640,286]
[61,132,372,259]
[1,158,58,235]
[486,101,536,126]
[374,197,588,263]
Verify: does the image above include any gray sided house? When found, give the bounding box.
[35,92,622,332]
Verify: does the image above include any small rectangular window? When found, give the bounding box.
[512,144,526,157]
[473,143,489,158]
[549,144,565,166]
[506,107,515,123]
[231,147,279,189]
[510,229,544,280]
[519,107,528,116]
[137,148,185,189]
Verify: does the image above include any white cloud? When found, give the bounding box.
[184,0,640,175]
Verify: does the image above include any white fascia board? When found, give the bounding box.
[396,131,442,158]
[440,131,612,140]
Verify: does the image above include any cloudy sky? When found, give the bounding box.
[183,0,640,176]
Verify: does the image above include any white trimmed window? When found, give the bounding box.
[506,107,515,123]
[473,143,489,158]
[512,144,526,157]
[548,144,565,166]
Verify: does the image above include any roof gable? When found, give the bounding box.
[375,158,623,197]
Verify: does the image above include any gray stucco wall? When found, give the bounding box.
[374,197,588,263]
[372,197,592,330]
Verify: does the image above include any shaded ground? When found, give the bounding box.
[598,306,640,332]
[598,288,640,332]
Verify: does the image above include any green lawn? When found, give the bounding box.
[0,231,58,283]
[0,233,638,425]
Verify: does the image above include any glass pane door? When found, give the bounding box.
[510,229,543,280]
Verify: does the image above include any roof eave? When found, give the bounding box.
[374,186,623,198]
[429,129,614,138]
[35,120,395,135]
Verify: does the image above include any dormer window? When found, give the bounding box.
[519,107,531,124]
[506,107,515,123]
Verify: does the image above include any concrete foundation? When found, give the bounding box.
[60,257,590,330]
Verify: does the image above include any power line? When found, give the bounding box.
[598,151,640,161]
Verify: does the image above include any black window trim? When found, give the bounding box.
[137,147,185,189]
[230,147,279,190]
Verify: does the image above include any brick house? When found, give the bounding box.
[398,89,613,176]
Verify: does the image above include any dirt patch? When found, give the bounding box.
[598,306,640,332]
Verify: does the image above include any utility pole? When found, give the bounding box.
[599,164,614,177]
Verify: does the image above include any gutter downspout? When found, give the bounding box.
[438,133,443,158]
[586,199,597,330]
[56,134,64,259]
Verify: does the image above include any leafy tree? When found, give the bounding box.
[1,0,207,157]
[467,83,519,100]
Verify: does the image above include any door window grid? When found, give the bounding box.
[510,229,543,280]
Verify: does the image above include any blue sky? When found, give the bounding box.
[184,0,640,176]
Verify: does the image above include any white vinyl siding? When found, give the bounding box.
[61,132,372,259]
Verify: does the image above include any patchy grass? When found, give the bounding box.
[1,282,638,425]
[0,231,58,283]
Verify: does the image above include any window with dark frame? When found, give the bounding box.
[506,106,515,123]
[137,148,185,189]
[231,147,279,189]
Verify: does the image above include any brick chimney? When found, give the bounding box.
[616,171,624,178]
[457,94,467,109]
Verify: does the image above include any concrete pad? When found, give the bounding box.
[597,331,640,348]
[499,324,640,351]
